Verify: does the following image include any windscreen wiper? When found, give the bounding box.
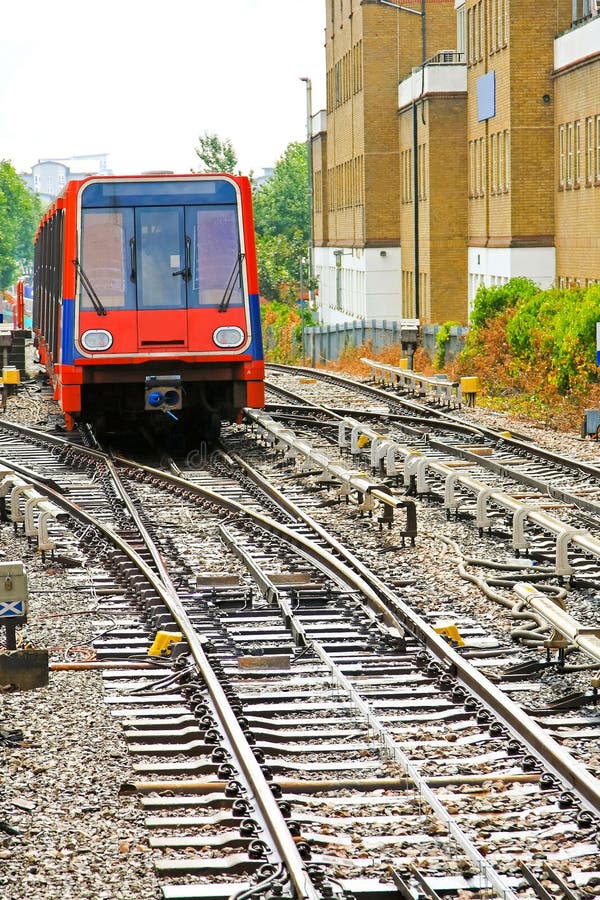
[218,253,245,313]
[72,259,107,316]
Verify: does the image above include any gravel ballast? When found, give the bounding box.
[2,363,600,898]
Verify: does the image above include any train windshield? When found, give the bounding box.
[80,209,136,310]
[188,206,243,308]
[79,199,244,312]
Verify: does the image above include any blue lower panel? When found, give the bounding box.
[61,298,76,364]
[248,293,264,361]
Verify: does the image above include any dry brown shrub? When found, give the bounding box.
[316,340,430,377]
[303,314,595,433]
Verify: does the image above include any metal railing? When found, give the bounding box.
[411,49,465,74]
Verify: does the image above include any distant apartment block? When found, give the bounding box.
[21,154,112,206]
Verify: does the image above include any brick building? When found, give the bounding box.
[554,13,600,288]
[312,0,456,326]
[311,0,600,329]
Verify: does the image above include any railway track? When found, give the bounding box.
[1,412,600,899]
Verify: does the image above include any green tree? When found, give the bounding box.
[253,141,312,301]
[253,142,309,239]
[193,131,239,174]
[0,160,43,290]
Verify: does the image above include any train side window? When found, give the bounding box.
[80,209,135,310]
[188,205,244,308]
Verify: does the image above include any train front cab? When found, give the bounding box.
[52,175,264,434]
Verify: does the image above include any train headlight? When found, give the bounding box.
[81,329,113,351]
[213,326,245,348]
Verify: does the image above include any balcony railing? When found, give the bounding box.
[568,0,599,30]
[411,50,465,75]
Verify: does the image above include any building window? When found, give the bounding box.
[490,0,497,51]
[479,0,485,58]
[402,270,413,318]
[467,8,473,64]
[575,120,582,185]
[418,143,428,200]
[490,132,497,193]
[469,141,475,196]
[352,41,363,94]
[420,271,428,321]
[596,114,600,181]
[498,131,504,190]
[586,117,594,185]
[402,149,413,203]
[482,137,487,195]
[558,124,566,188]
[457,4,466,57]
[335,62,342,106]
[567,122,574,187]
[474,137,486,196]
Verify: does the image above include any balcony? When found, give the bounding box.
[555,12,600,72]
[399,51,467,109]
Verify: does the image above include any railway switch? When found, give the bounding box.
[434,621,465,646]
[148,630,183,657]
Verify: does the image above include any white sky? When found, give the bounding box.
[0,0,326,177]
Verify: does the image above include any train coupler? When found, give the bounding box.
[145,375,182,417]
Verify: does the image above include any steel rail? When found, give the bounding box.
[336,412,600,575]
[4,425,600,842]
[111,455,600,819]
[0,452,319,900]
[104,457,176,594]
[266,364,600,480]
[514,582,600,663]
[9,437,600,819]
[265,372,600,526]
[219,523,520,900]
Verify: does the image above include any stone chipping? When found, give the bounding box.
[1,363,600,898]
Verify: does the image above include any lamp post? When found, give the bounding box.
[300,257,307,366]
[377,0,425,323]
[299,77,315,308]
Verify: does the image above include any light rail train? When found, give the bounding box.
[33,173,264,440]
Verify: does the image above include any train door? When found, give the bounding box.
[135,206,189,350]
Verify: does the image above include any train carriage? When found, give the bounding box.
[33,173,264,440]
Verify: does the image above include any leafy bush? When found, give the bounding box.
[469,277,538,330]
[457,278,600,429]
[434,321,461,369]
[260,298,318,364]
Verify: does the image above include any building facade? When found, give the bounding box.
[20,154,112,206]
[311,0,600,330]
[312,0,456,326]
[554,13,600,287]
